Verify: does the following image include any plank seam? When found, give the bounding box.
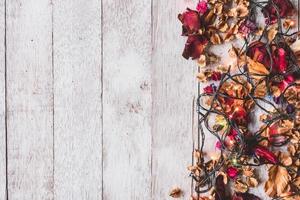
[51,0,55,199]
[101,0,104,199]
[4,0,7,198]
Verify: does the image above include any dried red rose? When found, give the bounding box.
[262,0,294,24]
[182,35,208,59]
[227,167,239,179]
[247,41,271,68]
[254,146,278,164]
[178,8,202,35]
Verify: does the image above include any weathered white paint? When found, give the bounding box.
[0,0,297,199]
[102,0,152,199]
[0,0,5,199]
[6,0,54,199]
[152,0,198,199]
[53,0,102,199]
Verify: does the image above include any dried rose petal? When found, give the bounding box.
[254,146,278,164]
[272,48,287,73]
[227,167,239,179]
[196,1,208,14]
[262,0,294,24]
[178,8,202,35]
[182,35,208,59]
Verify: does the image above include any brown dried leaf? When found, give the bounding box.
[267,26,278,41]
[247,57,269,79]
[283,19,296,29]
[214,3,223,15]
[234,179,249,193]
[279,152,293,166]
[210,33,222,44]
[198,55,206,68]
[264,166,291,197]
[228,45,239,58]
[246,177,258,187]
[169,187,182,198]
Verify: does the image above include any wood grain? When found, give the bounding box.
[6,0,54,199]
[0,0,5,199]
[151,0,198,199]
[52,0,102,199]
[102,0,152,199]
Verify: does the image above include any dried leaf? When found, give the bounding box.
[283,19,296,29]
[264,165,291,197]
[247,57,269,79]
[169,187,182,198]
[198,55,206,68]
[246,177,258,187]
[234,179,248,193]
[210,33,222,44]
[267,26,278,41]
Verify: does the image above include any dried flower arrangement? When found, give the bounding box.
[178,0,300,199]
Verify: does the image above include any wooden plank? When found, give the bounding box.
[102,0,152,199]
[52,0,102,199]
[5,0,54,199]
[0,0,5,199]
[151,0,198,199]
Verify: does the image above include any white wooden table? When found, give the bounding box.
[0,0,198,199]
[0,0,298,199]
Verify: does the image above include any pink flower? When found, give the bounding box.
[196,1,208,14]
[215,141,222,149]
[227,167,239,179]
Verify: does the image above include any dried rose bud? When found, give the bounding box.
[254,146,278,164]
[227,167,239,179]
[211,71,222,81]
[178,8,202,35]
[196,1,208,14]
[203,84,216,94]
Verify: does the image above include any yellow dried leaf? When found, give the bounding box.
[246,177,258,187]
[198,55,206,68]
[247,57,269,79]
[265,165,291,197]
[234,179,248,193]
[267,26,278,41]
